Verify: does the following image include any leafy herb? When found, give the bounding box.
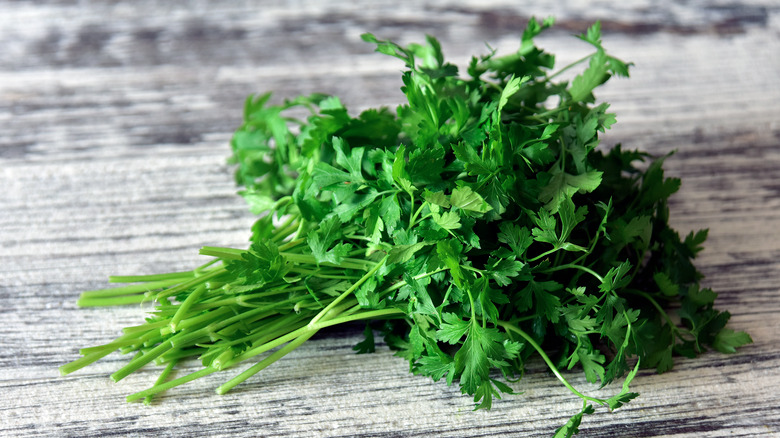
[61,18,751,436]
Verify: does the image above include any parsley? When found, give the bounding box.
[61,18,751,436]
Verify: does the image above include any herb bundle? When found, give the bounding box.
[61,18,751,436]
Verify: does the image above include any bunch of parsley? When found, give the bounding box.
[61,18,751,436]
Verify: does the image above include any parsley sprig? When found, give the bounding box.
[61,18,751,436]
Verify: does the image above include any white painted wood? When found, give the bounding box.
[1,1,779,436]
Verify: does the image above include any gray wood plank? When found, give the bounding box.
[2,1,779,437]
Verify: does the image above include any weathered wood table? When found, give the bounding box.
[2,1,779,436]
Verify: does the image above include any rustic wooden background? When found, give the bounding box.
[1,1,779,437]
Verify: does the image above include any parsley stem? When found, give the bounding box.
[108,271,196,283]
[155,267,226,301]
[123,319,169,334]
[186,286,305,310]
[111,338,176,382]
[217,305,405,394]
[271,216,299,243]
[217,330,317,395]
[169,307,279,349]
[407,191,416,230]
[413,213,434,230]
[473,167,501,191]
[126,367,219,403]
[59,346,122,376]
[77,295,150,307]
[524,106,567,122]
[79,279,179,299]
[317,307,406,328]
[498,321,606,406]
[278,237,306,251]
[409,201,425,227]
[527,247,560,263]
[144,358,178,405]
[220,321,313,376]
[169,283,207,333]
[128,330,165,351]
[159,306,234,336]
[546,53,593,82]
[281,253,375,271]
[225,320,316,367]
[274,212,297,234]
[79,339,141,356]
[622,288,690,340]
[308,255,388,327]
[380,267,449,295]
[198,246,244,260]
[212,313,308,358]
[156,347,203,365]
[542,263,604,284]
[287,267,362,280]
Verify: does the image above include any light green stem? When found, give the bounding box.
[308,255,388,327]
[126,367,218,402]
[498,321,607,406]
[216,331,317,395]
[144,358,179,405]
[169,283,207,332]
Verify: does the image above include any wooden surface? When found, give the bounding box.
[2,1,779,437]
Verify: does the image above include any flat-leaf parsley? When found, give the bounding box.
[61,18,751,436]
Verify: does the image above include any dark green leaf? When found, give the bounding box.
[353,323,376,354]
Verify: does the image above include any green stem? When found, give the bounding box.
[527,247,560,263]
[273,213,298,236]
[525,106,567,122]
[77,295,151,307]
[408,189,416,231]
[60,328,149,375]
[108,271,196,284]
[111,339,175,382]
[216,330,317,395]
[408,199,426,231]
[169,283,207,333]
[198,246,244,260]
[126,367,218,403]
[79,339,141,356]
[498,321,607,406]
[542,263,604,284]
[474,167,501,191]
[123,319,170,334]
[308,255,388,327]
[223,324,310,367]
[271,215,300,244]
[287,267,362,280]
[409,212,433,231]
[169,307,277,349]
[281,253,375,271]
[206,313,309,369]
[159,306,234,336]
[79,279,180,300]
[623,289,689,340]
[144,358,179,405]
[214,306,405,395]
[225,303,402,369]
[546,53,593,81]
[155,267,226,301]
[278,237,306,252]
[59,349,116,376]
[379,267,448,296]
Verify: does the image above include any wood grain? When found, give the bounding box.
[1,1,779,437]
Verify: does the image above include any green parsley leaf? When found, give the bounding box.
[451,186,492,214]
[65,19,749,437]
[713,329,753,354]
